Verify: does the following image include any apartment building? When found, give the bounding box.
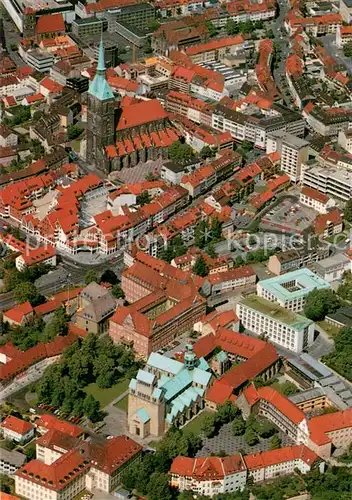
[336,25,352,47]
[170,445,322,497]
[0,416,35,444]
[170,454,247,496]
[338,129,352,154]
[236,295,315,353]
[257,269,330,312]
[266,130,309,182]
[313,209,344,238]
[212,104,305,150]
[184,35,247,64]
[301,161,352,201]
[300,187,336,214]
[105,3,155,31]
[303,103,352,136]
[0,449,26,476]
[203,265,256,296]
[267,246,330,275]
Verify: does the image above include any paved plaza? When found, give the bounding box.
[196,421,294,457]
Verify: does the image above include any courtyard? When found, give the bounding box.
[196,420,294,457]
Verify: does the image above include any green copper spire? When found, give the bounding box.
[88,37,114,101]
[97,36,106,73]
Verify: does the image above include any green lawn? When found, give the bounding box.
[84,378,130,408]
[182,410,212,436]
[114,395,128,412]
[316,320,341,339]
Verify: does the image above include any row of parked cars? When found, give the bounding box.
[37,403,82,425]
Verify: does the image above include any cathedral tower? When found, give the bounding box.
[86,38,116,170]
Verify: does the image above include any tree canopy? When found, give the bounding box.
[323,326,352,380]
[304,288,341,321]
[168,141,195,164]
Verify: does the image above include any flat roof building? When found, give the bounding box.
[257,268,330,312]
[236,294,315,353]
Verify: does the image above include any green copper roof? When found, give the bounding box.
[136,408,150,424]
[88,38,114,101]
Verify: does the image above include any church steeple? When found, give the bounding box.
[88,37,114,101]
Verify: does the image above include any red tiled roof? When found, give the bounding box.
[207,265,256,284]
[244,445,319,470]
[308,409,352,445]
[21,245,56,265]
[3,301,33,324]
[243,385,306,425]
[117,99,168,130]
[170,454,245,479]
[313,208,343,235]
[0,334,77,382]
[185,35,244,55]
[35,414,83,437]
[301,186,329,204]
[1,415,34,435]
[16,449,89,492]
[0,341,22,359]
[40,76,63,94]
[36,13,65,35]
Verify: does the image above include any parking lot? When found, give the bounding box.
[261,200,317,234]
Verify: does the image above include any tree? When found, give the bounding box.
[168,141,195,164]
[83,394,100,422]
[13,281,41,305]
[192,255,209,277]
[217,401,240,424]
[232,417,246,436]
[100,269,118,285]
[195,219,209,249]
[148,20,161,32]
[200,145,216,159]
[206,242,216,258]
[304,288,341,321]
[244,427,259,446]
[0,473,15,493]
[42,307,68,342]
[211,217,223,241]
[323,326,352,380]
[226,19,238,36]
[279,381,298,397]
[67,124,83,140]
[205,21,218,37]
[270,434,282,450]
[200,414,216,437]
[111,284,125,299]
[343,41,352,58]
[137,190,152,206]
[84,270,99,285]
[344,199,352,223]
[30,139,44,160]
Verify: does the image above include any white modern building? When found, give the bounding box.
[257,268,330,312]
[301,162,352,202]
[266,130,309,182]
[236,295,315,353]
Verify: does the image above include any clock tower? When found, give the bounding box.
[86,38,116,171]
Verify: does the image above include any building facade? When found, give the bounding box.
[236,295,315,353]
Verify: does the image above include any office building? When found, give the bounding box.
[267,246,330,275]
[106,3,155,30]
[72,17,105,38]
[0,448,26,475]
[66,76,89,94]
[313,253,351,282]
[26,50,54,73]
[236,295,315,353]
[266,130,309,182]
[301,161,352,201]
[257,268,330,312]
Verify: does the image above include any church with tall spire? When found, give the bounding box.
[86,38,117,169]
